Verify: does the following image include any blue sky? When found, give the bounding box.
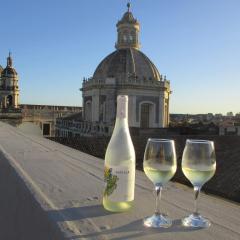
[0,0,239,114]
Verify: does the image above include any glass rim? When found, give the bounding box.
[186,139,214,144]
[148,138,174,143]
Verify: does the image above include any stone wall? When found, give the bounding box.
[49,135,240,203]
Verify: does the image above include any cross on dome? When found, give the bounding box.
[127,2,131,12]
[7,51,13,67]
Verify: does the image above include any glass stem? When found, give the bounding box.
[193,186,201,216]
[155,185,162,215]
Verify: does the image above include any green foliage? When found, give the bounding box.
[104,168,119,196]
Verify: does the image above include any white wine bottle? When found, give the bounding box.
[103,95,135,212]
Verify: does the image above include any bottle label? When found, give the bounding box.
[104,165,135,202]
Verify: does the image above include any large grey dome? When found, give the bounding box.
[93,48,161,82]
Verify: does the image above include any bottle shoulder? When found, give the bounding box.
[105,129,135,165]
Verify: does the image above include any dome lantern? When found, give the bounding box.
[115,3,140,50]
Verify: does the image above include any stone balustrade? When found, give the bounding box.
[56,119,110,137]
[82,76,170,89]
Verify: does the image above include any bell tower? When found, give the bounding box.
[115,2,140,50]
[0,52,19,109]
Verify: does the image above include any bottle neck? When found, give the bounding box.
[114,96,129,129]
[116,97,128,120]
[112,111,130,139]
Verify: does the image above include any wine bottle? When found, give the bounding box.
[103,95,135,212]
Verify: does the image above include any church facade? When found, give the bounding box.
[79,3,171,135]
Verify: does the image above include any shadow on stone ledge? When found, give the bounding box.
[0,151,64,240]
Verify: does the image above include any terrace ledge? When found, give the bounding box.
[0,122,239,240]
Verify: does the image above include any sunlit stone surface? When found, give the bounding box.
[0,121,239,239]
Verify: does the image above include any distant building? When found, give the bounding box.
[206,113,214,121]
[20,104,82,137]
[0,54,82,136]
[56,3,171,137]
[0,53,20,109]
[219,120,240,136]
[226,112,234,117]
[0,53,22,123]
[55,112,83,137]
[219,126,240,136]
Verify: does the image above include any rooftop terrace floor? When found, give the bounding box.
[0,122,239,240]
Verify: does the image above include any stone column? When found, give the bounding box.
[165,93,170,126]
[128,95,134,127]
[92,93,99,122]
[105,89,116,124]
[3,96,7,109]
[159,92,165,127]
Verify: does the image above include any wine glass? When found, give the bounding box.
[143,138,177,228]
[182,139,216,228]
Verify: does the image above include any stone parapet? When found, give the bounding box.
[82,77,170,92]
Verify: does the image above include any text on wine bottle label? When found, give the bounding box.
[104,165,135,202]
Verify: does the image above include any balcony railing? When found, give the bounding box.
[0,108,22,113]
[82,76,170,89]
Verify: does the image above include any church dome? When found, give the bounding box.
[1,66,17,76]
[117,11,138,25]
[93,48,161,82]
[1,53,18,77]
[117,2,139,25]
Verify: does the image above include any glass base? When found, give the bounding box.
[182,214,211,228]
[143,213,172,228]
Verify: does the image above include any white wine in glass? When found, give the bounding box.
[182,139,216,228]
[144,165,177,185]
[143,139,177,228]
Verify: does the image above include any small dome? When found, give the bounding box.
[117,11,139,26]
[93,48,160,82]
[1,66,17,77]
[1,53,18,77]
[117,3,138,25]
[120,12,137,24]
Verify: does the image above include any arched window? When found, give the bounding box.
[140,102,155,128]
[85,101,92,122]
[123,30,128,43]
[6,95,13,107]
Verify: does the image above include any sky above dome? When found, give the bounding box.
[0,0,239,114]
